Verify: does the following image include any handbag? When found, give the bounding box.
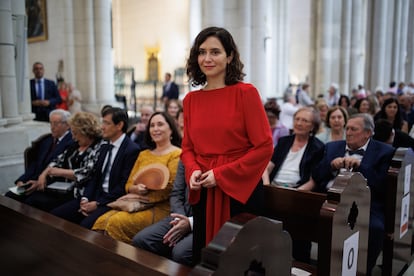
[107,194,153,213]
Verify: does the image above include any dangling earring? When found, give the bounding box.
[170,136,173,140]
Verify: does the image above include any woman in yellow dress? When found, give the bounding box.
[92,112,182,243]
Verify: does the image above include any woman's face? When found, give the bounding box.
[359,100,370,113]
[198,36,232,83]
[167,101,179,118]
[71,127,88,146]
[385,102,398,118]
[329,109,345,131]
[340,97,348,108]
[318,106,328,121]
[149,114,172,145]
[293,110,314,137]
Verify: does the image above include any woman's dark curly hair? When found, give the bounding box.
[374,98,404,130]
[186,26,245,87]
[144,112,182,149]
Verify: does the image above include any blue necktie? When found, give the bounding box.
[37,80,43,100]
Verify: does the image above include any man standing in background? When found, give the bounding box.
[30,62,61,122]
[161,72,179,106]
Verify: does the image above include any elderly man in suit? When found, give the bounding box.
[313,113,395,275]
[6,109,73,201]
[51,107,140,229]
[133,161,193,266]
[30,62,62,122]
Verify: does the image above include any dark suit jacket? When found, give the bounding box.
[84,135,140,205]
[162,82,179,100]
[268,135,325,188]
[30,78,61,121]
[313,139,395,215]
[16,132,74,184]
[170,161,192,217]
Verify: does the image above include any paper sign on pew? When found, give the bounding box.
[342,231,359,276]
[400,164,411,238]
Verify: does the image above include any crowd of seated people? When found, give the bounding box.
[4,81,414,273]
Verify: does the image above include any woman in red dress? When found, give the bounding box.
[181,26,273,264]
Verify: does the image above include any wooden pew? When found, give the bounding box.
[264,172,371,276]
[382,147,414,275]
[191,213,293,275]
[0,195,191,276]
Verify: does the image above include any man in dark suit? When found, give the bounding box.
[6,109,73,201]
[161,72,179,106]
[30,62,61,122]
[51,107,140,229]
[133,161,193,266]
[313,113,395,275]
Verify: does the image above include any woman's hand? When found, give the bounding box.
[198,170,216,189]
[189,170,203,190]
[135,183,148,195]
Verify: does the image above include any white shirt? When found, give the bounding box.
[272,144,307,188]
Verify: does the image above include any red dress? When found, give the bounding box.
[181,82,273,245]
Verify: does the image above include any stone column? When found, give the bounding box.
[397,0,410,81]
[271,0,289,99]
[392,0,403,82]
[189,0,202,43]
[0,0,21,125]
[349,0,366,91]
[63,0,76,86]
[339,0,352,95]
[73,0,96,108]
[94,0,113,102]
[313,0,335,96]
[407,0,414,82]
[369,0,388,90]
[250,0,267,99]
[233,0,251,85]
[201,0,223,27]
[12,0,33,120]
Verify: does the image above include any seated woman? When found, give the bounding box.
[24,111,103,211]
[92,112,182,243]
[262,107,325,264]
[262,107,325,191]
[374,98,409,133]
[316,106,348,143]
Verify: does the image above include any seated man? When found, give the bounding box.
[51,107,140,229]
[6,109,73,202]
[373,118,414,151]
[132,161,193,266]
[312,113,395,275]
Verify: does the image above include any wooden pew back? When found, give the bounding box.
[0,195,191,275]
[264,172,370,276]
[383,147,414,275]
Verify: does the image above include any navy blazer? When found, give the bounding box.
[16,132,74,184]
[84,136,140,205]
[162,82,179,100]
[268,135,325,188]
[30,78,61,121]
[313,139,395,213]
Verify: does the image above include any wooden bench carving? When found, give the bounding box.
[191,213,292,275]
[264,172,370,276]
